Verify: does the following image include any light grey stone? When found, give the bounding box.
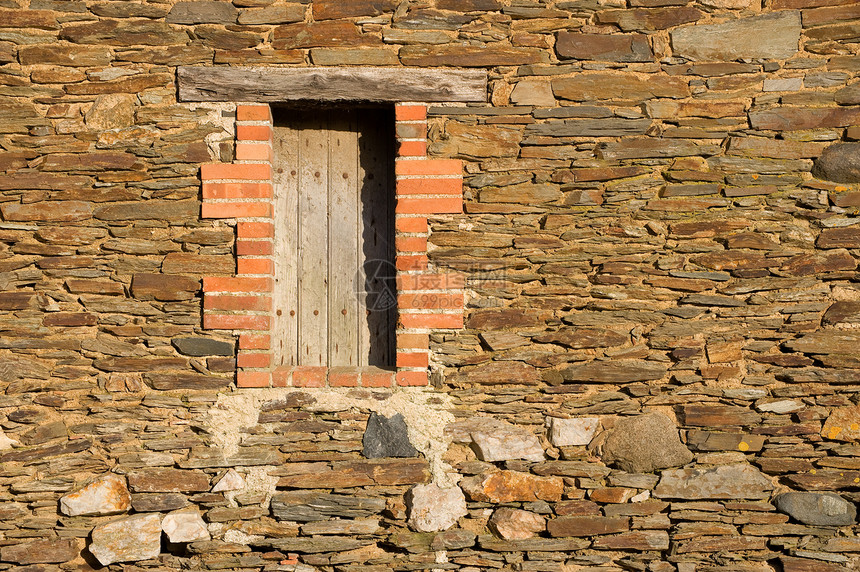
[407,483,468,532]
[510,80,556,106]
[763,77,803,92]
[653,463,773,500]
[447,417,544,462]
[774,492,856,526]
[89,513,162,566]
[162,509,210,543]
[547,417,599,447]
[599,413,693,473]
[671,12,801,61]
[211,468,245,492]
[489,508,545,540]
[60,473,131,517]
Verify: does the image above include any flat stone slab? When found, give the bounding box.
[671,12,801,61]
[547,417,599,447]
[653,463,773,500]
[89,513,162,566]
[60,473,130,517]
[774,492,857,526]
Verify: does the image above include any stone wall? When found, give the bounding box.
[1,0,860,571]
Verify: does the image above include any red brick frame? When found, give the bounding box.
[200,103,465,388]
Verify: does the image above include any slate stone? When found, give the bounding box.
[165,1,238,24]
[556,31,653,62]
[599,413,693,473]
[407,483,468,532]
[670,12,801,61]
[821,401,860,441]
[362,412,419,458]
[653,463,773,499]
[271,492,386,522]
[811,142,860,183]
[0,538,79,564]
[172,337,234,357]
[89,513,162,566]
[774,492,856,526]
[561,360,668,383]
[553,72,689,101]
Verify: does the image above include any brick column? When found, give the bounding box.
[201,104,275,388]
[393,104,465,387]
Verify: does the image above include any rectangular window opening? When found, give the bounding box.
[270,106,396,369]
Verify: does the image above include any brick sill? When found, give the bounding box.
[237,366,427,389]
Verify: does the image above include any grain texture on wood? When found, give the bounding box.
[272,118,299,367]
[177,66,488,103]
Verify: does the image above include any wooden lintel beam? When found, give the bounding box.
[177,66,488,103]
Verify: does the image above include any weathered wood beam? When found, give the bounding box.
[177,66,488,103]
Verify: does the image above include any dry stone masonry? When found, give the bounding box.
[1,0,860,571]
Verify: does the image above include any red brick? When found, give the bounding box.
[240,333,270,350]
[203,276,272,293]
[204,294,272,312]
[396,178,462,196]
[236,124,273,142]
[201,163,272,181]
[396,254,428,271]
[272,366,291,387]
[203,182,273,199]
[238,371,270,388]
[399,312,464,329]
[398,273,465,290]
[395,216,428,233]
[362,369,394,387]
[238,221,274,238]
[395,105,427,121]
[236,104,272,122]
[396,351,430,368]
[237,240,273,256]
[329,368,359,387]
[399,292,464,310]
[397,196,462,214]
[397,140,427,157]
[395,159,462,176]
[238,258,274,275]
[396,370,428,386]
[238,352,272,368]
[235,142,274,162]
[201,202,272,219]
[397,333,429,350]
[204,314,271,330]
[395,235,428,252]
[292,366,326,387]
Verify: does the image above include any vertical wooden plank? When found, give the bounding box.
[327,111,361,366]
[358,108,396,367]
[297,112,329,366]
[272,112,299,367]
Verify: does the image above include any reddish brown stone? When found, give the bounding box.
[726,232,779,250]
[273,21,376,49]
[534,328,627,349]
[817,227,860,248]
[131,273,200,301]
[312,0,397,19]
[277,459,430,488]
[456,361,541,385]
[467,309,543,330]
[0,9,57,29]
[43,313,98,327]
[676,536,767,553]
[144,373,232,390]
[162,253,235,275]
[680,405,762,427]
[461,471,564,503]
[547,516,629,537]
[553,73,689,101]
[0,292,34,310]
[555,500,601,516]
[782,251,857,275]
[65,74,173,96]
[0,538,79,565]
[59,20,189,45]
[597,7,702,31]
